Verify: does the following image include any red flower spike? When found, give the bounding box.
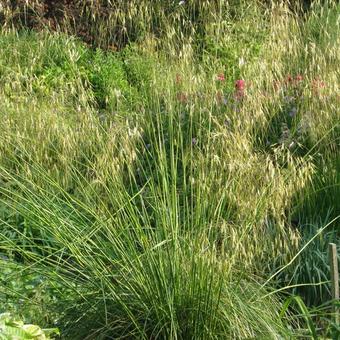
[286,75,293,84]
[235,79,245,90]
[295,74,303,82]
[311,78,326,95]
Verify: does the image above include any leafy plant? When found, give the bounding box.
[281,217,340,307]
[0,313,59,340]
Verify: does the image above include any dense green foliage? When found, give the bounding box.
[0,0,339,339]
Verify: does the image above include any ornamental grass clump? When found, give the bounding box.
[0,0,339,338]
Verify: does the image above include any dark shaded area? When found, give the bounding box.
[1,0,317,50]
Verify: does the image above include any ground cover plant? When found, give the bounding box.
[0,0,339,339]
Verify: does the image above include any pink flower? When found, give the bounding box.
[234,79,245,99]
[311,78,326,95]
[285,75,293,84]
[295,74,303,82]
[216,73,225,82]
[235,79,245,90]
[312,78,325,88]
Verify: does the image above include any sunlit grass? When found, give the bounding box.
[0,0,339,338]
